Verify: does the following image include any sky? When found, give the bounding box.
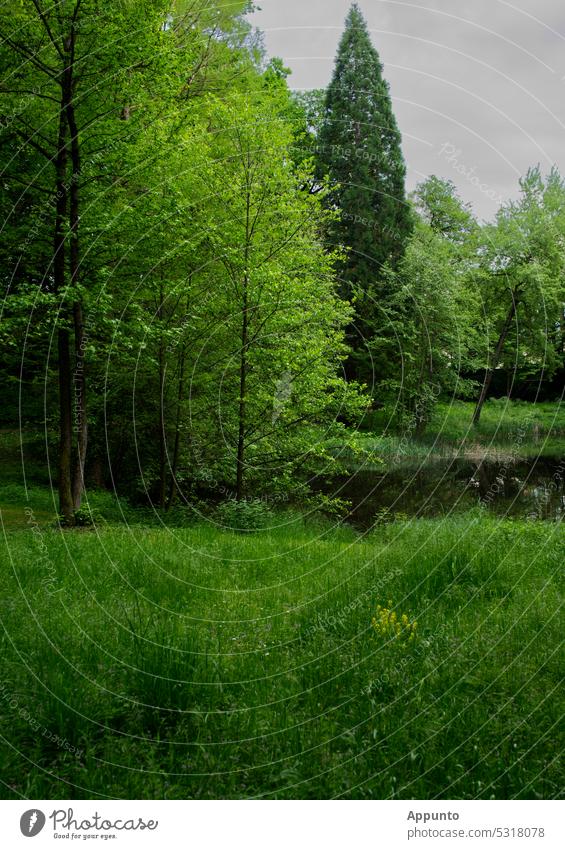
[248,0,565,221]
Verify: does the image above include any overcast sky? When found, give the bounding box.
[248,0,565,220]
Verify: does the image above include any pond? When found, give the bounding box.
[316,455,565,527]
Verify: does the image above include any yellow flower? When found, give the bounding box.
[371,602,418,645]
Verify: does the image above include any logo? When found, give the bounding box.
[20,809,46,837]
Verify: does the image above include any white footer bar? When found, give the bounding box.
[1,800,562,849]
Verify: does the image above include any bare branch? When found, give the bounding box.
[0,30,59,80]
[30,0,65,60]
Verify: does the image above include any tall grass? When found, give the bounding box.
[0,513,562,799]
[428,399,565,445]
[356,400,565,465]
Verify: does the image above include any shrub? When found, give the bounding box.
[57,505,104,528]
[215,498,273,531]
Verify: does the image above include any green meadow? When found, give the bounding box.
[2,0,565,809]
[0,509,562,799]
[353,400,565,469]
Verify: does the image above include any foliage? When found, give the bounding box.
[178,92,366,498]
[375,178,480,430]
[0,0,366,512]
[57,505,103,528]
[215,498,273,531]
[471,167,565,422]
[315,2,412,381]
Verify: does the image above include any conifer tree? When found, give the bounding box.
[317,2,412,381]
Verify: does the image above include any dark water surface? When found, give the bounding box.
[318,456,565,527]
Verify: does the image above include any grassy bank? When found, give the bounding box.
[0,512,562,799]
[346,400,565,469]
[425,399,565,450]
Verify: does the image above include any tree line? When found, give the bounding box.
[1,2,564,523]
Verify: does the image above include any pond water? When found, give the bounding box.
[316,456,565,527]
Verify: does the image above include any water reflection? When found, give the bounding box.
[319,456,565,527]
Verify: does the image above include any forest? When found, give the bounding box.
[0,1,563,801]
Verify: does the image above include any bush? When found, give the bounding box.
[57,505,104,528]
[215,498,273,531]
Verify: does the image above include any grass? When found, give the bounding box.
[349,400,565,469]
[0,483,162,531]
[426,399,565,447]
[0,508,562,799]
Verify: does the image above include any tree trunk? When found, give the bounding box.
[53,105,74,523]
[473,294,519,426]
[71,299,87,509]
[58,328,75,522]
[90,453,105,488]
[65,28,87,510]
[236,186,253,502]
[167,346,186,510]
[236,278,249,501]
[157,280,167,509]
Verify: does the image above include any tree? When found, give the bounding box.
[290,88,326,185]
[79,10,269,510]
[414,175,477,246]
[1,2,368,514]
[184,93,365,500]
[378,178,479,433]
[0,0,255,521]
[315,2,412,382]
[0,0,175,520]
[472,167,565,424]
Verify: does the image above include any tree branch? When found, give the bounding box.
[30,0,65,60]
